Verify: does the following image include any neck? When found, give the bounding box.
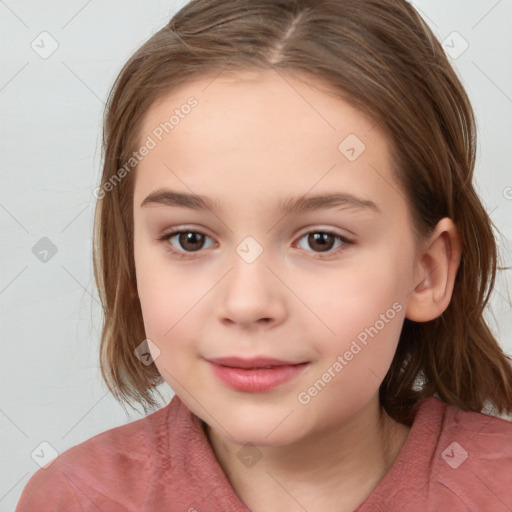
[205,396,410,512]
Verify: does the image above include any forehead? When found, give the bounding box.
[140,69,382,148]
[134,69,404,217]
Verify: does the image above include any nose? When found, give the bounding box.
[216,246,287,329]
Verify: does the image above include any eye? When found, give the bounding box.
[159,229,216,255]
[295,230,353,257]
[157,228,354,259]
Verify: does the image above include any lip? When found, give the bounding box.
[208,356,305,368]
[206,357,309,392]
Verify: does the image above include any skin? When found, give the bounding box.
[132,69,461,511]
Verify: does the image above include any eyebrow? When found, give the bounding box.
[140,188,381,215]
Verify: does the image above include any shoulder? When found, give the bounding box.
[436,398,512,463]
[360,397,512,512]
[16,398,179,512]
[426,397,512,511]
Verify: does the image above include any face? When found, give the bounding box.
[133,69,422,446]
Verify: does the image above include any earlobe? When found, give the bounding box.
[405,218,462,322]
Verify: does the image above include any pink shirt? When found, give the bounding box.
[16,395,512,511]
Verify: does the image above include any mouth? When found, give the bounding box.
[206,356,309,392]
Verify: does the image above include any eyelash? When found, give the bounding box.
[157,228,354,260]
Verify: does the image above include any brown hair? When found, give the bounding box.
[93,0,512,423]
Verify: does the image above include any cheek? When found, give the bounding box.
[136,267,193,338]
[134,237,183,338]
[135,262,203,382]
[296,287,405,419]
[134,242,213,348]
[295,258,405,340]
[292,250,407,382]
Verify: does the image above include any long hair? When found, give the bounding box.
[93,0,512,423]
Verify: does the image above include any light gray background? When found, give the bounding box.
[1,1,511,509]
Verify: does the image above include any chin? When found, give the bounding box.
[229,428,304,448]
[211,408,312,447]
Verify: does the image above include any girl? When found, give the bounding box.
[17,0,512,510]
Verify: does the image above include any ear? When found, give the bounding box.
[405,217,462,322]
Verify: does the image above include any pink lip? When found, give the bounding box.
[206,357,309,392]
